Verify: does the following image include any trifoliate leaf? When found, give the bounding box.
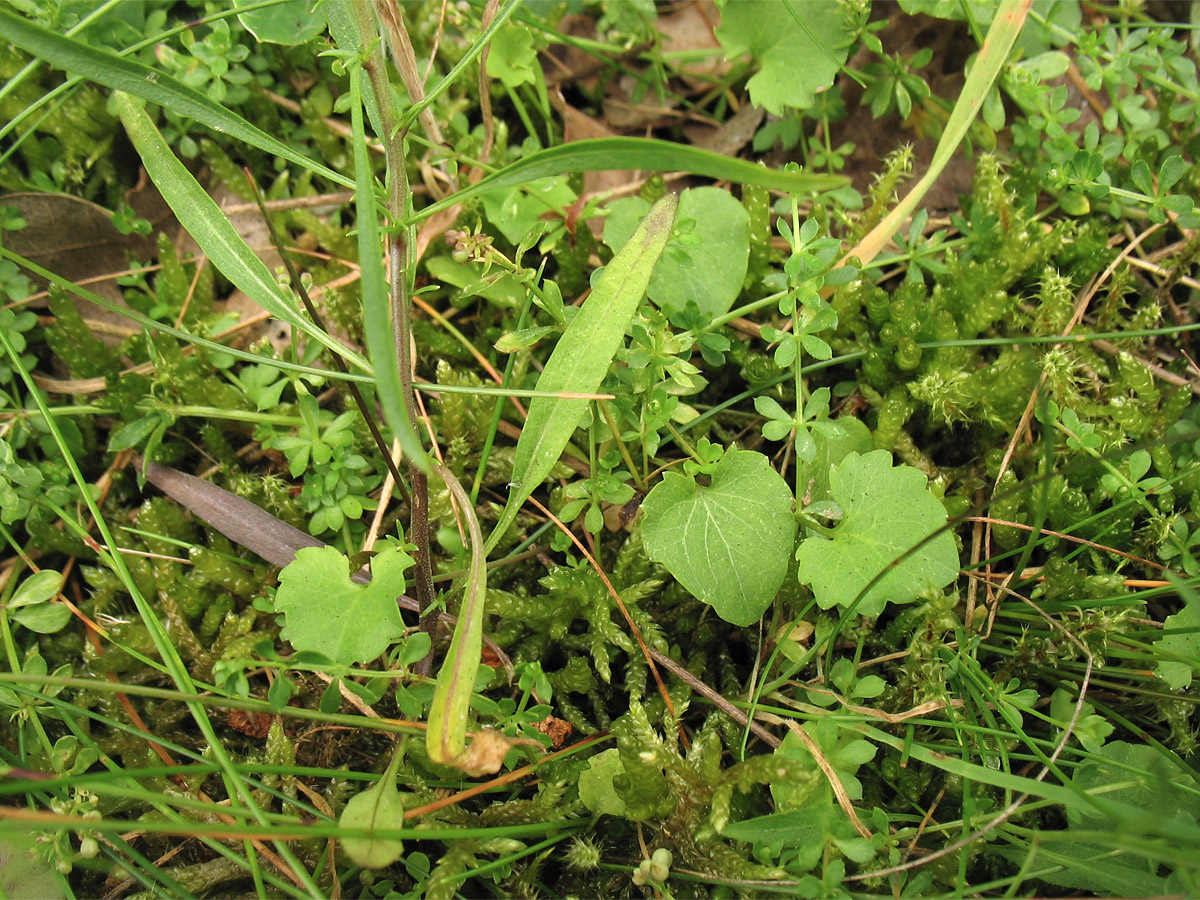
[275,545,413,667]
[339,743,405,869]
[714,1,854,115]
[795,451,958,617]
[642,448,795,626]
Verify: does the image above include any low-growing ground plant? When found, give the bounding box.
[3,1,1200,897]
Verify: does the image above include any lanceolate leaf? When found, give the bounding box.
[641,448,796,627]
[113,93,368,369]
[0,8,352,189]
[426,465,489,767]
[348,66,428,472]
[408,141,844,226]
[485,193,678,552]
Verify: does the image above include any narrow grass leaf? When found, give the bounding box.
[348,67,429,472]
[843,0,1031,269]
[407,140,842,226]
[485,193,678,551]
[0,8,352,189]
[113,93,361,365]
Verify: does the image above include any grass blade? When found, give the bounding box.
[844,0,1032,267]
[485,193,678,552]
[406,139,844,226]
[0,7,353,189]
[348,66,429,472]
[113,93,367,368]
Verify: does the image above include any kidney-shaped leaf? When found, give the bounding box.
[641,448,795,626]
[795,451,958,617]
[275,545,412,667]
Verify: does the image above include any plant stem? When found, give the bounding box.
[353,0,437,662]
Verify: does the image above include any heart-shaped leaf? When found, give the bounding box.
[641,448,795,626]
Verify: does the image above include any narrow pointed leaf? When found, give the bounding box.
[842,0,1030,269]
[348,67,428,472]
[486,193,678,551]
[426,465,489,766]
[0,8,352,189]
[407,140,843,226]
[113,93,367,368]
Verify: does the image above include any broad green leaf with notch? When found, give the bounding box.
[236,0,327,45]
[714,1,855,115]
[339,742,405,869]
[486,24,538,89]
[603,187,750,318]
[486,194,678,552]
[795,451,958,617]
[275,546,413,667]
[641,448,795,627]
[1156,585,1200,690]
[113,94,368,370]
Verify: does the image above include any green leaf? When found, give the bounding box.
[480,175,576,245]
[801,417,873,504]
[0,831,65,900]
[795,451,958,617]
[11,603,73,634]
[107,413,163,452]
[641,447,796,627]
[275,546,413,667]
[348,67,429,473]
[9,569,63,609]
[578,748,629,817]
[602,187,751,318]
[408,140,846,227]
[339,742,405,869]
[112,94,368,370]
[0,9,351,188]
[714,1,854,115]
[1156,586,1200,690]
[486,24,538,89]
[1068,740,1200,829]
[236,0,327,45]
[722,807,834,847]
[486,194,678,551]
